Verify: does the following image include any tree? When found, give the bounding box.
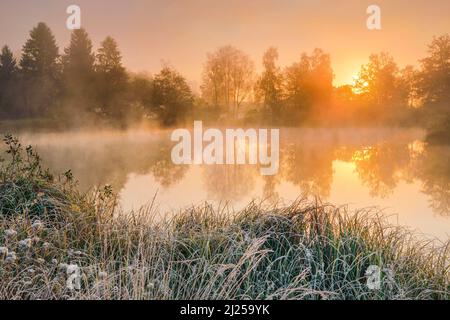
[0,46,17,78]
[256,47,283,116]
[283,49,333,123]
[20,23,59,77]
[284,53,312,113]
[398,65,419,108]
[0,46,19,117]
[418,34,450,106]
[352,53,414,124]
[95,36,128,118]
[96,37,125,75]
[128,73,153,112]
[19,22,60,116]
[419,34,450,142]
[308,48,334,106]
[152,66,194,126]
[353,52,400,107]
[62,28,95,112]
[201,46,255,119]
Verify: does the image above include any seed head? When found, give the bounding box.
[4,229,17,239]
[42,242,52,250]
[31,221,44,232]
[0,247,8,258]
[58,263,69,272]
[5,251,17,264]
[19,238,32,250]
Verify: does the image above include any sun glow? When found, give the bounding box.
[351,73,359,86]
[350,73,369,94]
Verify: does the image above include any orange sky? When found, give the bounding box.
[1,0,449,88]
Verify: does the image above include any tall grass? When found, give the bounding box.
[0,135,448,300]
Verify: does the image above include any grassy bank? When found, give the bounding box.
[0,135,448,300]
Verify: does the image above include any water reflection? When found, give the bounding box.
[12,128,450,237]
[351,142,414,198]
[202,165,257,202]
[281,142,334,198]
[418,145,450,216]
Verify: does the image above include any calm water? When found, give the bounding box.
[14,128,450,240]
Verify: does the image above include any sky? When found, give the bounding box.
[1,0,449,87]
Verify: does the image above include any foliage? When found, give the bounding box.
[283,48,333,124]
[61,28,96,115]
[152,67,194,126]
[255,47,284,121]
[0,46,19,117]
[19,22,60,117]
[419,35,450,106]
[95,36,128,119]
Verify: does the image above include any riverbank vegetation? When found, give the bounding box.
[0,136,448,300]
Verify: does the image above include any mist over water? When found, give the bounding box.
[10,127,450,240]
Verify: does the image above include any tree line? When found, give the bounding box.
[0,22,194,127]
[199,36,449,129]
[0,22,449,133]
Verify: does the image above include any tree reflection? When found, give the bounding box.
[201,165,257,202]
[351,142,412,198]
[280,143,334,198]
[417,145,450,216]
[150,142,189,187]
[32,132,189,192]
[262,175,280,203]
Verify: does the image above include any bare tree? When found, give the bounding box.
[201,46,254,119]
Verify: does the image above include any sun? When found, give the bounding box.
[351,73,369,94]
[351,73,360,86]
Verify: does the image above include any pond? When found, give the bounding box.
[13,127,450,240]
